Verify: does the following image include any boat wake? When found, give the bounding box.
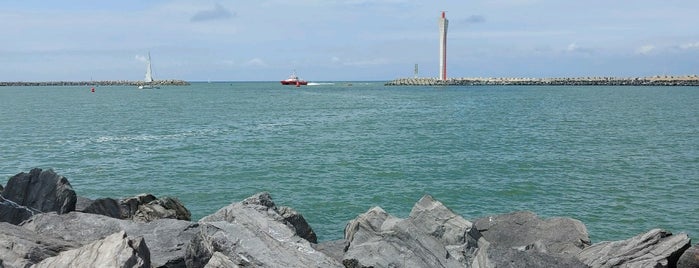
[307,82,335,86]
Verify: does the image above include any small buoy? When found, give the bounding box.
[91,87,95,92]
[295,81,300,87]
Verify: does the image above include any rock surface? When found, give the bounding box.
[485,246,587,268]
[188,192,339,267]
[1,169,697,267]
[342,195,488,268]
[32,231,151,268]
[474,211,591,256]
[21,211,199,267]
[200,192,316,243]
[677,244,699,268]
[1,168,76,224]
[0,195,40,225]
[577,228,691,267]
[204,252,239,268]
[0,222,74,268]
[78,194,191,222]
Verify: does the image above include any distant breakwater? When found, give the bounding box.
[0,79,190,87]
[386,75,699,86]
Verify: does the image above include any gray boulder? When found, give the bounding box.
[204,252,240,268]
[342,195,489,268]
[312,239,348,263]
[186,221,340,268]
[577,228,690,267]
[79,194,191,222]
[0,195,41,225]
[1,168,76,222]
[132,196,191,222]
[474,211,590,256]
[33,231,150,268]
[677,243,699,268]
[200,192,316,243]
[74,195,94,211]
[189,192,338,267]
[0,222,74,268]
[21,211,199,267]
[485,246,587,268]
[80,197,122,218]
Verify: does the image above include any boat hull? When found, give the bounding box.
[280,80,308,86]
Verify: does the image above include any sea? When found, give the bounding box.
[0,82,697,243]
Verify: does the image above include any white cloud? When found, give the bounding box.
[565,42,593,54]
[680,42,699,50]
[190,3,235,22]
[636,45,655,55]
[244,58,267,67]
[135,55,147,63]
[566,42,579,52]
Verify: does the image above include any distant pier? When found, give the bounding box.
[0,80,190,87]
[385,75,699,86]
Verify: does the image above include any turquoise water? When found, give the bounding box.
[1,82,697,243]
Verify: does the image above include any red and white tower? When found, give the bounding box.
[438,11,449,81]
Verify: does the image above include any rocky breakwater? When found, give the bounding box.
[1,168,698,267]
[0,80,190,87]
[386,75,699,86]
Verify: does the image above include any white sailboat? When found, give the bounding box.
[138,52,160,89]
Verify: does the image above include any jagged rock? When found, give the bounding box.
[189,192,340,267]
[2,168,76,217]
[33,231,150,268]
[21,211,198,267]
[342,195,489,268]
[0,195,41,224]
[577,228,690,267]
[74,195,94,211]
[81,197,123,218]
[278,205,317,243]
[485,246,587,268]
[78,194,191,222]
[120,194,157,219]
[133,196,191,222]
[204,252,239,268]
[186,221,341,267]
[312,239,348,263]
[200,192,316,243]
[0,222,74,268]
[677,244,699,268]
[474,211,590,256]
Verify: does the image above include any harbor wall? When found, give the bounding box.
[385,75,699,86]
[0,79,190,87]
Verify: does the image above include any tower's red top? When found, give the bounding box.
[442,11,445,18]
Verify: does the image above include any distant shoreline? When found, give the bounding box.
[0,80,190,87]
[386,75,699,86]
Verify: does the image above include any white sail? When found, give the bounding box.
[144,52,154,83]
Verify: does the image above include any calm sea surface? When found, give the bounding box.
[1,82,697,242]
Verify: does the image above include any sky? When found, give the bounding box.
[1,0,699,81]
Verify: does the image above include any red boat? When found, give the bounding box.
[280,71,308,86]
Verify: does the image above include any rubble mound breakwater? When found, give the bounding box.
[386,75,699,86]
[0,79,190,87]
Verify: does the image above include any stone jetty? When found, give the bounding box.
[0,79,190,87]
[1,168,697,267]
[386,75,699,86]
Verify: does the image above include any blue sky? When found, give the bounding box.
[1,0,698,81]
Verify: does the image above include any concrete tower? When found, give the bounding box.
[438,11,449,81]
